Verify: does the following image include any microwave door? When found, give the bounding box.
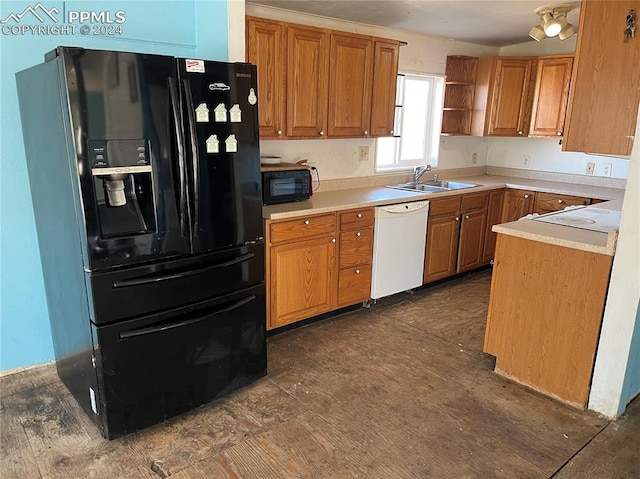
[178,59,263,254]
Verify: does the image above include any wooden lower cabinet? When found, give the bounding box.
[424,191,493,284]
[457,209,487,272]
[269,235,335,329]
[423,214,459,282]
[482,189,504,263]
[501,189,535,222]
[484,234,613,407]
[534,192,590,215]
[336,208,374,308]
[266,208,373,330]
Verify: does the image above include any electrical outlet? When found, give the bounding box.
[472,152,478,164]
[358,146,369,161]
[522,155,530,168]
[585,162,595,175]
[601,163,612,177]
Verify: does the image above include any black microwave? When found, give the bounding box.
[262,169,312,205]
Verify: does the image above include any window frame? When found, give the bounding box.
[375,72,445,173]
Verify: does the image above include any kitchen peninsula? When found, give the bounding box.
[484,201,621,407]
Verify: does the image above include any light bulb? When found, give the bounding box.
[544,17,562,37]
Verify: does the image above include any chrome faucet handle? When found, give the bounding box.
[433,174,438,181]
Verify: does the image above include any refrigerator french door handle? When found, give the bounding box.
[111,252,255,288]
[182,79,200,237]
[118,294,257,339]
[168,77,189,238]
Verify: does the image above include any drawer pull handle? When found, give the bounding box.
[332,238,336,243]
[465,215,469,220]
[304,220,310,225]
[356,232,361,237]
[355,269,360,274]
[558,199,563,204]
[518,131,523,135]
[524,194,529,199]
[456,217,460,221]
[363,130,368,135]
[319,130,325,136]
[357,213,362,218]
[277,129,282,135]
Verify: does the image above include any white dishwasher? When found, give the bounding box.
[371,200,429,300]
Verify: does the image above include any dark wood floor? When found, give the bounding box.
[2,270,638,478]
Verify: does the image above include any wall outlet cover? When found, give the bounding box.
[472,152,478,164]
[586,162,595,175]
[358,146,369,161]
[522,155,530,168]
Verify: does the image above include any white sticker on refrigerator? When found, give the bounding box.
[225,134,238,153]
[185,59,205,73]
[229,104,242,123]
[248,88,257,105]
[195,103,209,122]
[206,135,220,154]
[214,103,227,122]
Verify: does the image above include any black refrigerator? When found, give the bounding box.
[16,47,267,439]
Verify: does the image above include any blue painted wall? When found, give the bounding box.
[0,0,228,371]
[620,300,640,413]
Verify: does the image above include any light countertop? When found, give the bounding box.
[262,174,624,220]
[262,174,626,256]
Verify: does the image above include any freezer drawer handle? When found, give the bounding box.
[118,294,257,339]
[112,252,255,288]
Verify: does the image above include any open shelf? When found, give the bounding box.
[442,56,478,136]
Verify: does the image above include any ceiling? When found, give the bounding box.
[248,1,582,47]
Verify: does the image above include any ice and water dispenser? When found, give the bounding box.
[89,139,157,237]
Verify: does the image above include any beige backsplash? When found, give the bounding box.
[486,167,627,190]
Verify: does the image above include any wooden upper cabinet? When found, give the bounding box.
[369,39,400,137]
[474,57,536,137]
[529,55,573,138]
[246,16,286,139]
[328,32,373,137]
[563,0,640,156]
[286,24,329,138]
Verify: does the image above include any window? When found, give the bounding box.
[376,73,444,171]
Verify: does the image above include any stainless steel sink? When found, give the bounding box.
[387,180,480,193]
[387,183,450,193]
[419,180,480,190]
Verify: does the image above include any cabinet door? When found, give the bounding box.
[369,40,399,137]
[328,32,373,137]
[246,17,285,139]
[563,0,640,156]
[529,56,573,138]
[501,189,535,223]
[269,236,335,329]
[482,189,505,264]
[423,214,460,284]
[337,264,372,307]
[488,58,536,137]
[286,24,329,138]
[458,209,487,273]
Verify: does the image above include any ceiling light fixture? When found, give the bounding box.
[530,5,575,42]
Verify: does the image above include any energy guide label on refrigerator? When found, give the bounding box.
[248,88,257,105]
[214,103,227,122]
[195,103,209,122]
[229,104,242,122]
[185,59,205,73]
[206,135,219,154]
[225,134,238,153]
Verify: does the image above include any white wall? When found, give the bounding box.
[588,107,640,417]
[228,0,246,61]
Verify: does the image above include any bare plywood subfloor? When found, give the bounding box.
[1,270,637,478]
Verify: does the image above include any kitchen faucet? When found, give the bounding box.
[413,164,431,183]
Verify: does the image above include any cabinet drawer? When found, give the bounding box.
[337,265,372,307]
[535,192,590,213]
[461,192,489,211]
[269,213,336,244]
[339,228,373,268]
[339,208,374,230]
[429,196,461,216]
